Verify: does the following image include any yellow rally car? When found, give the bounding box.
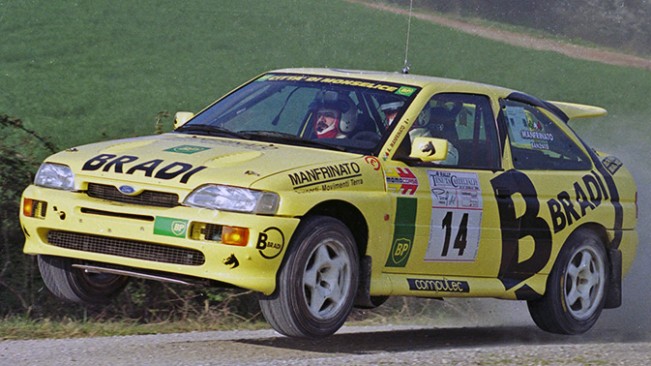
[21,68,637,338]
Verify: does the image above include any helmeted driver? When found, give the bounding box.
[313,95,357,139]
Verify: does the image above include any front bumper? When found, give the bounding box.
[21,185,300,295]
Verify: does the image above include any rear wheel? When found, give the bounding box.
[259,216,359,338]
[38,255,129,305]
[527,229,607,334]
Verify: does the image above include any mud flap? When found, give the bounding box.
[604,248,622,309]
[354,256,374,308]
[354,256,388,309]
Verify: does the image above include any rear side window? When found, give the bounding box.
[502,100,592,170]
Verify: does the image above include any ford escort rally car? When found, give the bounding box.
[21,68,638,338]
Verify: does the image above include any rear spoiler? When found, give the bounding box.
[548,101,608,120]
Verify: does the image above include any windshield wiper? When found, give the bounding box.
[176,124,248,139]
[240,131,346,151]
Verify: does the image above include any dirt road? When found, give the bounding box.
[2,323,651,366]
[350,0,651,70]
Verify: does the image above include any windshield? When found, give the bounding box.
[176,73,420,154]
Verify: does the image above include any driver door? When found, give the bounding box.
[383,93,503,278]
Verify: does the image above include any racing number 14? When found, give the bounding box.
[426,209,480,262]
[441,211,468,256]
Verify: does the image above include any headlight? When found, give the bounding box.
[184,185,279,214]
[34,163,75,191]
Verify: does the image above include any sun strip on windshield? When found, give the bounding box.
[257,74,419,97]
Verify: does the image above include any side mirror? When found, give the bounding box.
[409,136,449,162]
[174,111,194,130]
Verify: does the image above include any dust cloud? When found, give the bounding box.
[586,120,651,334]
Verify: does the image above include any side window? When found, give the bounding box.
[502,100,592,170]
[399,93,500,169]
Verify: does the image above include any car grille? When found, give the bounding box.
[87,183,179,208]
[47,231,205,266]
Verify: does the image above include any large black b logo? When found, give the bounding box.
[491,170,552,290]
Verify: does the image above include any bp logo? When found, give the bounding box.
[154,216,188,238]
[395,86,417,97]
[388,238,412,267]
[165,145,211,154]
[256,227,285,259]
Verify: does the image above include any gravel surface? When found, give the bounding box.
[2,324,651,366]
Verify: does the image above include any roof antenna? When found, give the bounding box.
[402,0,414,74]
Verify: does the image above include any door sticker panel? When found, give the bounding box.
[385,197,417,267]
[425,170,483,262]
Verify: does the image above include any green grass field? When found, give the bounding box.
[2,0,650,153]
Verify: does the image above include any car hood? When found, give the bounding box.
[48,133,360,189]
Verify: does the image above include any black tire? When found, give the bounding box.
[259,216,359,338]
[38,255,129,305]
[527,229,607,334]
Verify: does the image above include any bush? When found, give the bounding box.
[0,115,56,315]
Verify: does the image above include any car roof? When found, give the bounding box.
[268,68,607,122]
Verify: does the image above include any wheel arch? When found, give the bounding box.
[303,200,369,257]
[572,222,609,248]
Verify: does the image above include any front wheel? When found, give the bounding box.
[38,255,129,305]
[527,229,607,334]
[259,216,359,338]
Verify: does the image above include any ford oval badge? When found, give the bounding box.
[118,185,136,195]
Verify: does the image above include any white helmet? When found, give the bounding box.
[337,95,358,133]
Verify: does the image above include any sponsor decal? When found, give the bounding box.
[602,155,623,175]
[386,167,419,195]
[199,138,277,151]
[154,216,188,238]
[259,74,406,93]
[387,124,407,151]
[385,197,417,267]
[256,227,285,259]
[288,162,362,190]
[407,278,470,293]
[546,170,609,233]
[383,122,409,161]
[82,154,207,184]
[428,170,482,209]
[505,106,554,150]
[364,156,381,171]
[395,86,417,97]
[425,170,483,262]
[223,254,240,269]
[165,145,211,154]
